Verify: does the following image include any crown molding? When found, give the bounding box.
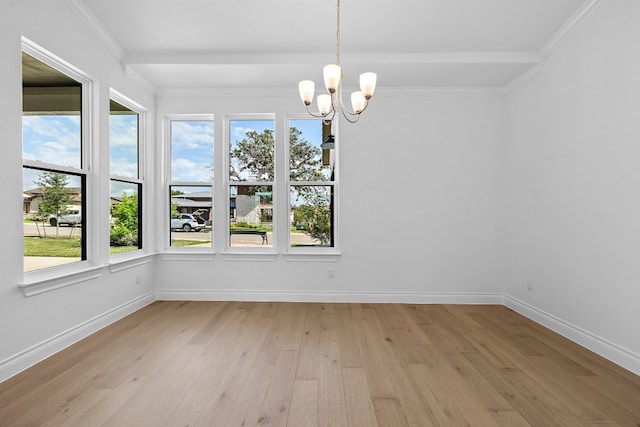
[541,0,605,58]
[122,66,157,94]
[503,62,546,93]
[65,0,125,61]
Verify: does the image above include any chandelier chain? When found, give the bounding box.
[336,0,341,65]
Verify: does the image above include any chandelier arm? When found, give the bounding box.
[334,85,367,118]
[305,104,336,122]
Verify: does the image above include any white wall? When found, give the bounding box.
[154,91,506,301]
[505,0,640,372]
[0,0,157,381]
[3,0,639,383]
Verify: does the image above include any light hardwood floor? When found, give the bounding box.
[0,302,638,426]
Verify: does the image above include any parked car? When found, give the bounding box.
[170,213,204,232]
[49,209,81,227]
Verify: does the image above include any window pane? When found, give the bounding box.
[230,185,272,247]
[170,185,212,248]
[290,185,334,247]
[289,119,333,181]
[22,115,81,169]
[229,120,274,181]
[110,100,139,178]
[23,168,85,271]
[110,180,141,253]
[170,120,214,182]
[22,53,82,169]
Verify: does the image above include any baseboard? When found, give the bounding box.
[0,292,156,383]
[155,289,503,304]
[503,295,640,376]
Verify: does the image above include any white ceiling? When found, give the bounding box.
[75,0,595,92]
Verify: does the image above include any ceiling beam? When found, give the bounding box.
[121,51,544,67]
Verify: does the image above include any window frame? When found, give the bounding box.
[224,114,277,254]
[109,89,146,259]
[164,114,215,253]
[21,38,95,287]
[160,113,341,261]
[284,115,340,259]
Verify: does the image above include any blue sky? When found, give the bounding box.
[110,114,139,178]
[23,116,325,192]
[22,115,81,192]
[170,120,215,182]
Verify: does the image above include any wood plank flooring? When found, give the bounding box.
[0,301,639,426]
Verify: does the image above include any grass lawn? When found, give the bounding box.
[24,236,81,257]
[24,236,144,257]
[170,239,210,247]
[110,245,140,255]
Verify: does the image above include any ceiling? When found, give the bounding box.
[75,0,595,92]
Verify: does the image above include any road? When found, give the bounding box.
[24,223,318,246]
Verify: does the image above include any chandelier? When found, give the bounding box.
[298,0,377,124]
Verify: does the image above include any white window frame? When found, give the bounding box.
[164,114,215,255]
[20,38,97,294]
[283,115,340,261]
[108,89,146,260]
[223,114,278,258]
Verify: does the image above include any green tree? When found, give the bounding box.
[230,129,275,181]
[289,127,323,181]
[230,126,331,243]
[294,187,332,245]
[35,171,74,239]
[110,193,139,247]
[229,127,322,182]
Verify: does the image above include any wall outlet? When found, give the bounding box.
[328,269,334,279]
[527,279,534,291]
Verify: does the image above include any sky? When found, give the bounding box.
[23,115,325,195]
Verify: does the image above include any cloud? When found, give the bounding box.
[22,115,81,168]
[110,158,138,178]
[172,157,213,182]
[171,120,214,150]
[109,115,138,148]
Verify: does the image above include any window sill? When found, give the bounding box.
[20,261,103,297]
[109,253,154,273]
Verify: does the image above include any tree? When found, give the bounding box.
[35,171,74,239]
[230,126,331,244]
[289,127,323,181]
[230,129,275,181]
[229,127,322,182]
[294,187,332,245]
[110,193,139,247]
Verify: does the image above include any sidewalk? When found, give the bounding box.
[24,256,80,272]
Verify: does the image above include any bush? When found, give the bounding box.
[110,227,138,247]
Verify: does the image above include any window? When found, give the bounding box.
[110,95,143,255]
[22,48,89,272]
[289,119,335,247]
[228,118,275,248]
[168,117,214,248]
